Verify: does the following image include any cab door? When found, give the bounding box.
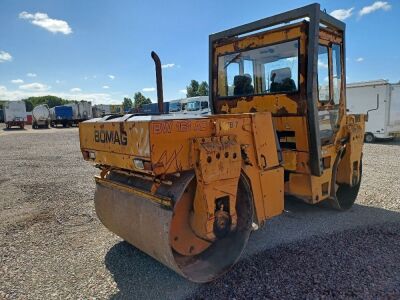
[317,31,345,147]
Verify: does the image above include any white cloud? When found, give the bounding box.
[27,73,37,77]
[359,1,391,16]
[286,57,297,62]
[11,79,24,84]
[179,89,187,94]
[0,85,119,104]
[19,11,72,35]
[102,85,110,89]
[161,63,175,69]
[70,87,81,92]
[330,8,354,21]
[108,74,115,80]
[356,57,364,62]
[142,87,156,92]
[19,82,50,92]
[0,50,13,63]
[318,60,329,69]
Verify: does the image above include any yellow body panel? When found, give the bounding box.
[80,112,284,225]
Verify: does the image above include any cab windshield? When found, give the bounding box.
[217,40,299,98]
[169,102,181,112]
[187,101,200,111]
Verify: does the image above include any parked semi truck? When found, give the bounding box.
[66,101,93,126]
[79,4,365,282]
[3,101,27,129]
[168,97,210,115]
[50,106,73,127]
[92,104,111,118]
[185,96,210,115]
[347,80,400,142]
[32,104,50,129]
[0,108,4,123]
[169,100,182,113]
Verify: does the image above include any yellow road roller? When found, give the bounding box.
[79,3,365,282]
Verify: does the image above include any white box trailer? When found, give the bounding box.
[346,80,400,142]
[66,101,92,125]
[3,101,27,129]
[65,103,79,121]
[78,101,92,120]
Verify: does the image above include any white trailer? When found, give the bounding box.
[3,101,27,129]
[78,101,92,120]
[32,104,50,129]
[346,80,400,142]
[66,101,92,125]
[65,103,79,122]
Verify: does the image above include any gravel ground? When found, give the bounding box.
[0,124,399,299]
[189,223,400,299]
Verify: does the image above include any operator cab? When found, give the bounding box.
[210,4,346,177]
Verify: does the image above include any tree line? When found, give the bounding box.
[0,79,209,112]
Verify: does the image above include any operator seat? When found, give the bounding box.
[270,67,296,93]
[234,74,254,96]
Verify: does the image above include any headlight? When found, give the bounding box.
[133,158,144,170]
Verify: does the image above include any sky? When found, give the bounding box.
[0,0,399,104]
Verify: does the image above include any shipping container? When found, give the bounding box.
[32,104,50,128]
[50,105,73,127]
[4,101,27,129]
[347,80,400,142]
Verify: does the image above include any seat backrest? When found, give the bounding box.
[270,67,296,92]
[270,67,292,84]
[234,74,254,96]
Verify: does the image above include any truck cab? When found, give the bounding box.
[185,96,210,115]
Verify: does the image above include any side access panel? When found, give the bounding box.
[259,167,284,218]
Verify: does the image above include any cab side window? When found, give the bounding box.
[332,44,342,104]
[317,45,330,102]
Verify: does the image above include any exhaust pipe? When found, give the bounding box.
[151,51,164,113]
